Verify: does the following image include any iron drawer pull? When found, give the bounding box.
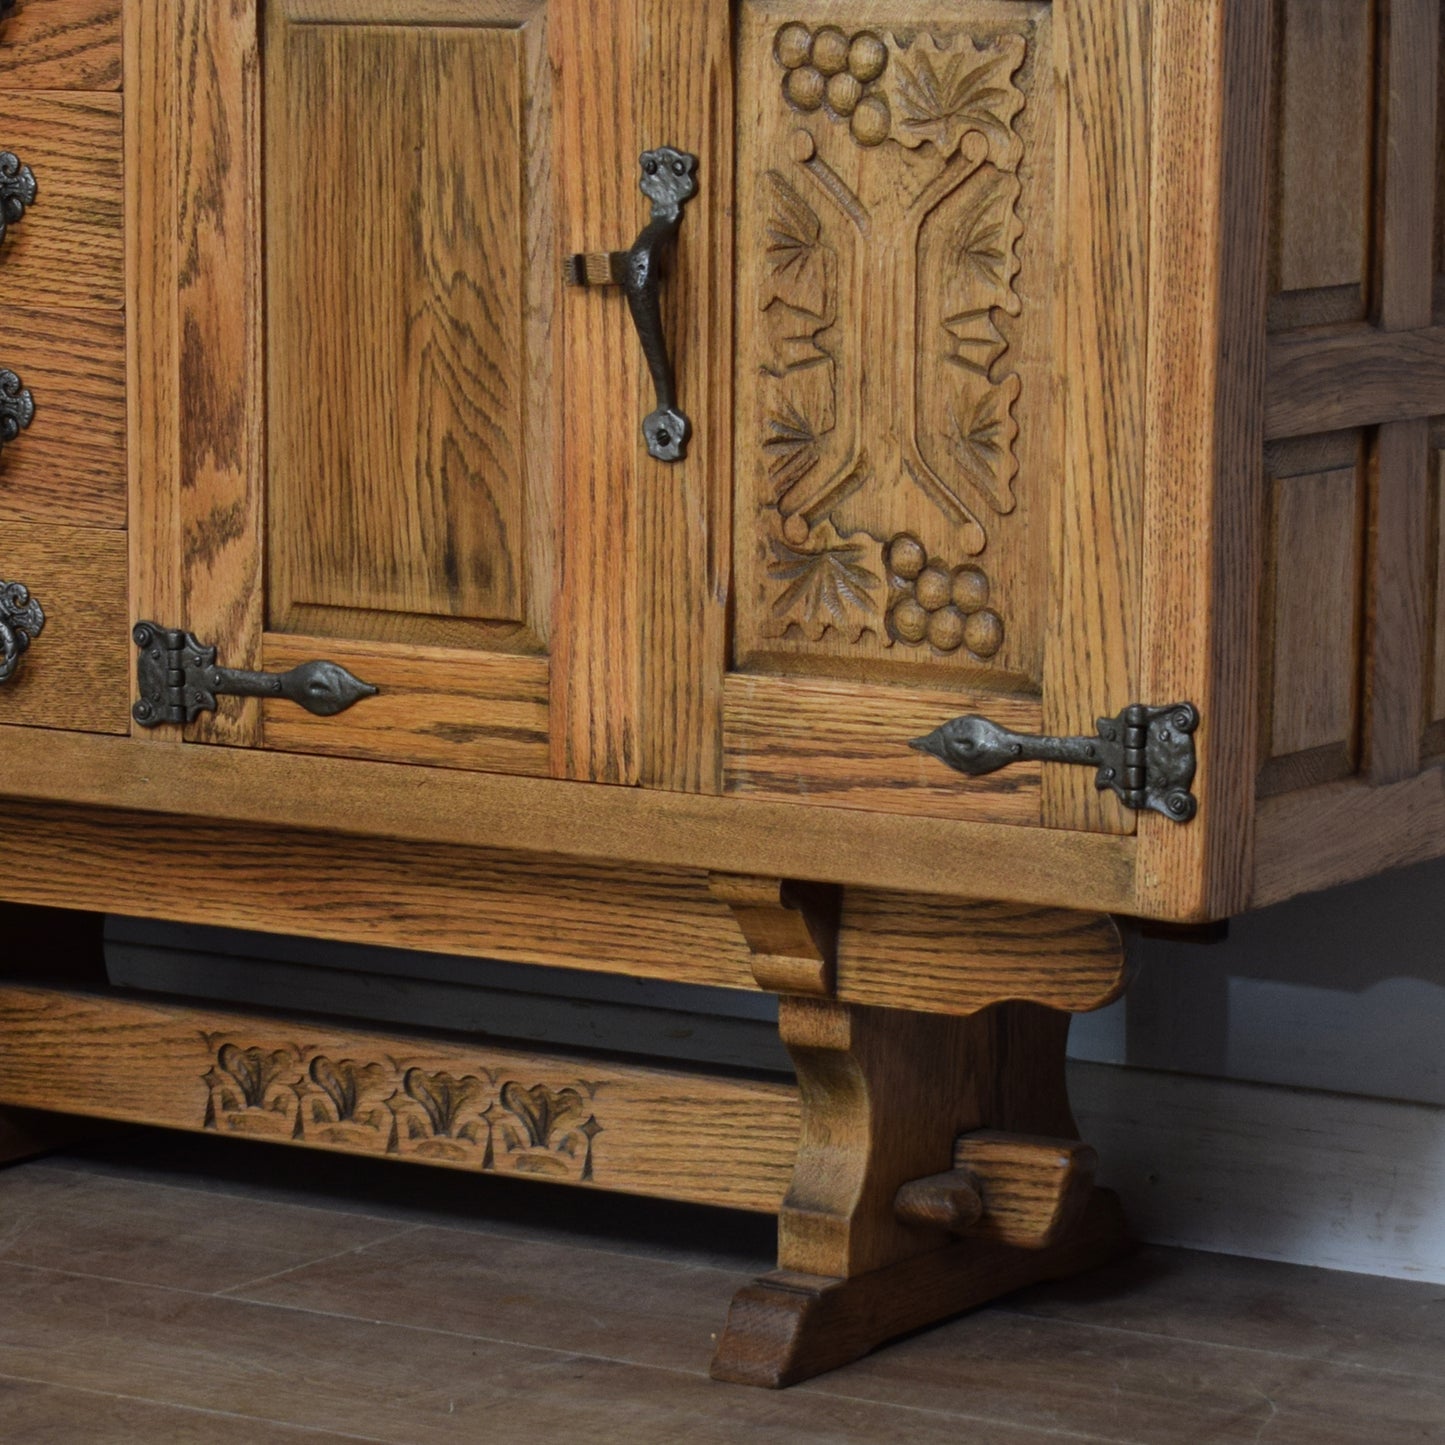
[0,150,35,246]
[0,579,44,684]
[0,367,32,458]
[563,146,699,463]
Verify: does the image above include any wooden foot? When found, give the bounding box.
[712,1190,1127,1387]
[712,993,1126,1387]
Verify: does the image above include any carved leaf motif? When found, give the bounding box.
[763,400,824,494]
[307,1056,388,1123]
[767,518,886,642]
[949,167,1024,315]
[947,373,1021,515]
[402,1068,488,1138]
[889,37,1026,164]
[499,1082,587,1149]
[217,1044,293,1109]
[941,308,1009,380]
[761,170,831,321]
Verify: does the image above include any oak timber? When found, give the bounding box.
[125,0,265,747]
[0,801,1130,1015]
[1265,323,1445,440]
[0,985,799,1213]
[0,730,1142,912]
[1136,0,1271,920]
[0,92,123,309]
[0,526,128,736]
[0,0,121,90]
[260,633,551,777]
[0,306,125,530]
[1268,0,1373,327]
[1043,0,1147,835]
[723,672,1041,825]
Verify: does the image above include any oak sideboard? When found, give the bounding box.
[0,0,1440,1387]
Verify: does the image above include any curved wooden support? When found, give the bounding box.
[712,1190,1127,1389]
[713,997,1126,1387]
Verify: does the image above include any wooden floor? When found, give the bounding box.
[0,1129,1441,1442]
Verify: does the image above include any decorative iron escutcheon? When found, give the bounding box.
[0,150,35,246]
[0,367,32,456]
[132,622,379,728]
[0,579,44,684]
[912,702,1200,823]
[563,146,698,463]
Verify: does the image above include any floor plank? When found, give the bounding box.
[0,1161,416,1293]
[0,1265,1065,1444]
[1,1132,1443,1443]
[0,1377,377,1442]
[1001,1245,1445,1380]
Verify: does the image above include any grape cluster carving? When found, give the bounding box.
[773,23,892,146]
[885,534,1003,659]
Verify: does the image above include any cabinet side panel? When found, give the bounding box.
[266,20,531,634]
[1268,0,1375,330]
[1257,442,1363,796]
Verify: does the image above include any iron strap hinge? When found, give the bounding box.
[132,622,379,728]
[911,701,1200,823]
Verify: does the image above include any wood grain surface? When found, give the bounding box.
[549,0,642,783]
[260,633,551,777]
[265,15,536,635]
[0,985,800,1212]
[0,802,1133,1014]
[0,732,1142,910]
[0,525,128,735]
[1265,323,1445,439]
[1261,466,1361,764]
[0,306,125,529]
[1043,0,1147,835]
[0,0,121,89]
[1267,0,1373,326]
[0,92,122,308]
[723,672,1041,825]
[1137,0,1271,920]
[836,897,1125,1017]
[125,0,267,745]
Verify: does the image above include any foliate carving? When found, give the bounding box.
[201,1038,604,1182]
[741,14,1034,664]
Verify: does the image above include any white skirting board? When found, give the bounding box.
[1071,1060,1445,1284]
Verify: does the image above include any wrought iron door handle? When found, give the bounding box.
[0,367,32,457]
[912,702,1200,822]
[0,579,44,684]
[0,150,35,246]
[563,146,698,462]
[132,622,379,727]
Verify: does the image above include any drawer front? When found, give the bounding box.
[0,523,129,735]
[0,2,121,90]
[0,93,122,308]
[0,306,125,528]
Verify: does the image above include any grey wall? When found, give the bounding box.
[1070,857,1445,1107]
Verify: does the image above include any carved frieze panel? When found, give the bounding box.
[735,1,1053,681]
[201,1037,604,1182]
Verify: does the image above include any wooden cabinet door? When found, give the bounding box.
[726,0,1147,834]
[132,0,735,791]
[259,3,555,776]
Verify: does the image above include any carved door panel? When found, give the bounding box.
[728,0,1145,832]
